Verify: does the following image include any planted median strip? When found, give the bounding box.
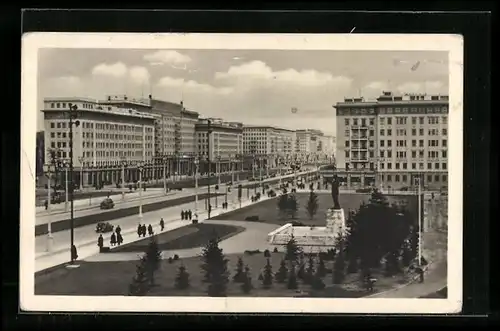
[35,193,224,236]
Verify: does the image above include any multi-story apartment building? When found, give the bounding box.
[42,97,157,187]
[316,134,336,163]
[243,125,296,169]
[195,118,244,174]
[100,95,200,177]
[295,129,333,163]
[334,91,449,190]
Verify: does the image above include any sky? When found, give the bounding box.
[37,49,449,135]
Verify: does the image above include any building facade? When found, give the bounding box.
[243,125,296,169]
[42,97,157,187]
[195,118,243,174]
[100,95,200,178]
[334,91,449,190]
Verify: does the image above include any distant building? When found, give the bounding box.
[195,118,243,174]
[334,91,449,190]
[42,97,157,187]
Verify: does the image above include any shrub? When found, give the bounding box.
[168,257,173,264]
[174,264,190,290]
[241,266,253,294]
[264,249,271,258]
[275,259,288,283]
[173,254,179,261]
[273,247,279,253]
[233,257,245,283]
[261,258,274,289]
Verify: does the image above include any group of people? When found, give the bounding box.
[221,201,229,209]
[137,223,154,237]
[180,209,197,221]
[97,224,124,249]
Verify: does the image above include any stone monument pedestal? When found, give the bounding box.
[325,208,346,236]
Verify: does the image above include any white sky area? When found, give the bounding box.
[37,49,449,136]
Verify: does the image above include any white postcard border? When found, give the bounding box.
[20,33,463,314]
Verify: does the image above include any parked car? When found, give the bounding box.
[95,222,114,233]
[355,187,373,193]
[100,198,115,210]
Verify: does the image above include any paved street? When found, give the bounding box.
[36,170,315,225]
[34,189,275,272]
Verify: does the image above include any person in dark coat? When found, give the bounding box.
[44,200,48,210]
[137,224,142,238]
[181,210,185,220]
[147,224,154,236]
[160,218,165,231]
[117,233,123,245]
[188,210,192,220]
[110,232,117,246]
[97,234,104,250]
[115,225,121,236]
[141,224,147,237]
[71,245,78,261]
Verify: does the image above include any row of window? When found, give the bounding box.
[378,162,447,170]
[345,115,448,127]
[382,174,448,183]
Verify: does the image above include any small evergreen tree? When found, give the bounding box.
[317,255,327,277]
[275,259,288,283]
[174,263,190,290]
[128,259,150,296]
[285,236,302,263]
[262,258,274,288]
[241,265,253,294]
[287,194,299,219]
[201,237,230,297]
[304,255,315,284]
[311,268,326,291]
[401,241,413,267]
[233,257,246,283]
[305,190,319,220]
[144,237,162,286]
[277,194,289,219]
[287,263,299,290]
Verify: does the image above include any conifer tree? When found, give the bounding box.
[306,190,319,220]
[241,265,253,294]
[287,194,299,219]
[275,258,288,283]
[174,263,190,290]
[128,258,150,296]
[285,235,302,263]
[144,237,162,286]
[287,263,299,290]
[311,268,326,291]
[304,255,315,284]
[317,255,327,277]
[262,258,274,289]
[233,257,246,283]
[201,236,230,297]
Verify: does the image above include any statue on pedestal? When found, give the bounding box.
[331,174,341,210]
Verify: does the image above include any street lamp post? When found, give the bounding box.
[138,161,145,223]
[415,175,423,266]
[259,157,263,193]
[217,155,221,186]
[194,157,199,215]
[120,156,127,201]
[67,103,80,264]
[231,156,235,184]
[163,156,168,195]
[78,157,84,191]
[43,163,56,252]
[64,165,69,212]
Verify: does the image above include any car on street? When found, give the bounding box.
[100,197,115,210]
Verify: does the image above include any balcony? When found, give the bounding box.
[351,146,368,151]
[350,126,369,131]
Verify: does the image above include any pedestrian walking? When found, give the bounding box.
[137,224,142,238]
[116,225,121,236]
[97,234,104,250]
[147,224,154,236]
[160,218,165,231]
[71,245,78,261]
[181,210,185,220]
[44,200,48,210]
[110,232,117,246]
[141,224,147,237]
[117,233,123,245]
[188,210,192,220]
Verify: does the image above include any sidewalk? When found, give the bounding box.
[34,188,277,272]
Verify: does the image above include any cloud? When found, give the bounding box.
[91,62,128,77]
[215,60,352,88]
[128,66,150,85]
[42,76,83,96]
[157,76,233,95]
[396,81,446,94]
[365,81,389,90]
[143,50,192,65]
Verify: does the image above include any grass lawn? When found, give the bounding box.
[213,192,417,226]
[110,223,246,253]
[35,248,411,298]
